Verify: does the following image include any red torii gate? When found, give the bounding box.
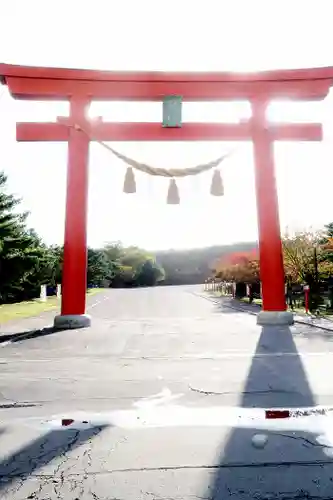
[0,63,331,328]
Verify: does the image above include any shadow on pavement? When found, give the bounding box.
[213,294,333,341]
[212,295,259,316]
[0,403,40,409]
[0,326,68,345]
[0,425,107,492]
[292,324,333,343]
[206,326,333,499]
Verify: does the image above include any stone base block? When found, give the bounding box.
[257,310,294,326]
[53,314,91,329]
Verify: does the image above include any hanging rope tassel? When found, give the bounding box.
[210,169,224,196]
[167,179,180,204]
[123,166,136,193]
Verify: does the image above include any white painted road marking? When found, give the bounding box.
[87,295,109,310]
[2,387,333,435]
[14,404,333,442]
[133,387,184,409]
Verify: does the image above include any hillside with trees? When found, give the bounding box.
[154,242,257,285]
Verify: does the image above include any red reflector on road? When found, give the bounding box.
[61,418,74,426]
[265,410,290,419]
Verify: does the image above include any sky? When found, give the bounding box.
[1,0,333,250]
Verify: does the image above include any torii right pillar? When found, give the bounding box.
[251,97,294,326]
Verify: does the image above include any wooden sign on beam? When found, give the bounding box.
[163,95,182,127]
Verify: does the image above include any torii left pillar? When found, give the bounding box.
[54,97,92,329]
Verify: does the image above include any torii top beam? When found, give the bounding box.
[1,63,333,101]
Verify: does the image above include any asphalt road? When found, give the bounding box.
[1,285,333,499]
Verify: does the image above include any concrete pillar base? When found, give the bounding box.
[257,311,294,326]
[54,314,91,329]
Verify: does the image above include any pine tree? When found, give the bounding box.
[0,172,55,302]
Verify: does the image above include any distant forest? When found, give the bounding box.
[154,242,257,285]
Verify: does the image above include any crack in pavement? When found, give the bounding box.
[220,489,333,500]
[188,383,302,397]
[4,460,331,478]
[275,433,332,449]
[0,403,40,409]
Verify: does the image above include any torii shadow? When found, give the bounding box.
[0,424,107,494]
[0,326,67,345]
[206,325,333,499]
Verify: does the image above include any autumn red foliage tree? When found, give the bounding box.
[213,248,259,283]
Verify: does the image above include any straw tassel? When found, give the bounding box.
[167,179,180,204]
[123,166,136,193]
[210,169,224,196]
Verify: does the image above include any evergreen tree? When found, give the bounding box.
[0,172,54,302]
[87,248,109,286]
[135,259,165,287]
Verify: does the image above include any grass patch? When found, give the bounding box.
[239,296,302,313]
[0,288,106,324]
[239,296,333,317]
[87,288,105,296]
[0,297,60,324]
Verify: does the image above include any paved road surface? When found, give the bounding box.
[1,285,333,499]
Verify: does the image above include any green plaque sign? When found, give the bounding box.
[163,95,182,127]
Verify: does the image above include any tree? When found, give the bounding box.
[282,231,333,311]
[19,231,60,298]
[134,259,165,287]
[214,249,260,283]
[323,222,333,239]
[282,231,333,285]
[318,223,333,265]
[0,173,42,301]
[103,244,165,288]
[102,242,126,282]
[110,265,135,287]
[0,172,66,302]
[121,246,148,268]
[154,243,257,285]
[0,172,26,243]
[47,245,63,286]
[87,248,109,286]
[103,241,125,265]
